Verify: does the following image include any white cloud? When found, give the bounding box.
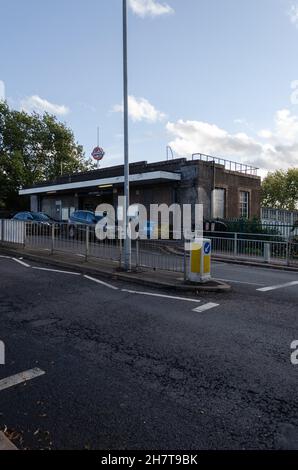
[166,109,298,172]
[0,80,5,101]
[20,95,69,116]
[289,4,298,27]
[113,95,166,123]
[129,0,174,17]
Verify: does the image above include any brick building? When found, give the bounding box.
[19,154,261,222]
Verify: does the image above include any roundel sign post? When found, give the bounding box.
[92,146,105,162]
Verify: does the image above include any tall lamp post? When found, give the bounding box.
[122,0,131,270]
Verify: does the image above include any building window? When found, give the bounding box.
[212,188,226,219]
[240,191,250,218]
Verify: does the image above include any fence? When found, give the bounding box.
[24,222,123,264]
[0,220,297,271]
[261,208,298,224]
[205,231,298,267]
[192,153,259,176]
[136,233,298,269]
[0,219,25,245]
[261,207,298,238]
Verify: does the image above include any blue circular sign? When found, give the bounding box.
[204,242,211,255]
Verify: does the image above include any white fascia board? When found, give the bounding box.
[19,171,181,196]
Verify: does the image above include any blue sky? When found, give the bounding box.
[1,0,298,175]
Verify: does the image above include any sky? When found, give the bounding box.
[1,0,298,176]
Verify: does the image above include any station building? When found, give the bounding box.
[19,154,261,222]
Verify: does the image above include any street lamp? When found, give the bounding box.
[122,0,131,271]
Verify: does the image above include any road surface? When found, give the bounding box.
[0,254,298,450]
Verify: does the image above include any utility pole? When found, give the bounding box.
[97,126,100,169]
[122,0,131,270]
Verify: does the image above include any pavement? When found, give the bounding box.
[0,246,230,292]
[0,251,298,450]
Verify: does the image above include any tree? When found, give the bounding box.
[262,169,298,211]
[0,102,95,210]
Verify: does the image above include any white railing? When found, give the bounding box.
[0,220,297,269]
[24,222,122,264]
[261,208,298,237]
[261,208,298,224]
[206,232,298,266]
[0,220,25,245]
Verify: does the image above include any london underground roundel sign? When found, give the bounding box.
[92,146,105,161]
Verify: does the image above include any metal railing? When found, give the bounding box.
[205,231,298,266]
[261,208,298,225]
[135,234,298,269]
[0,220,297,270]
[192,153,259,176]
[24,222,123,264]
[136,239,185,273]
[0,219,25,245]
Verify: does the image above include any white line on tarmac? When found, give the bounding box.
[0,255,11,259]
[121,289,201,303]
[12,258,30,268]
[84,275,119,290]
[0,368,45,392]
[257,281,298,292]
[193,303,220,313]
[216,278,264,286]
[0,431,18,450]
[32,267,80,276]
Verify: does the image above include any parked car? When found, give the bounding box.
[204,219,228,233]
[12,211,59,236]
[68,210,108,239]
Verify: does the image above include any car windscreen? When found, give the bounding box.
[32,213,51,221]
[93,215,105,223]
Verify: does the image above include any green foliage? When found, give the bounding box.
[262,169,298,211]
[225,217,279,235]
[0,102,95,210]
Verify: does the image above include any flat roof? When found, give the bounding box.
[19,156,260,196]
[19,170,181,196]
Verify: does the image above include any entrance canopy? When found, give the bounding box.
[19,170,181,196]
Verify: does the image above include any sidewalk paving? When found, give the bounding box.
[0,245,230,293]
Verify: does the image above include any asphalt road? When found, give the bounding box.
[0,254,298,450]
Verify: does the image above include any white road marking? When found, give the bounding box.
[193,303,220,313]
[12,258,30,268]
[32,267,80,276]
[257,281,298,292]
[0,431,18,450]
[216,278,264,286]
[121,289,201,303]
[84,275,119,290]
[0,255,11,259]
[0,368,45,392]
